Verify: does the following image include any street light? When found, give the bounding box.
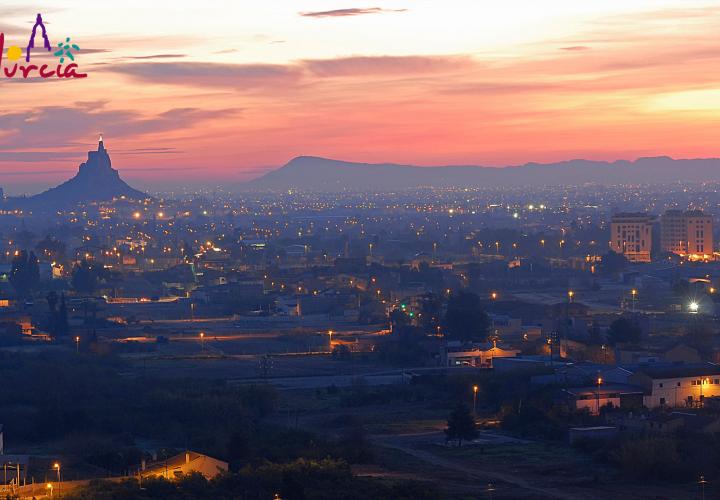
[75,336,80,353]
[199,332,205,352]
[328,330,334,350]
[486,482,496,500]
[631,289,637,313]
[689,302,699,313]
[47,483,53,497]
[701,378,709,406]
[596,376,603,415]
[472,385,479,417]
[567,290,575,302]
[490,292,498,301]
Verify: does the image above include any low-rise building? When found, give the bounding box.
[140,451,228,480]
[560,384,644,415]
[441,341,520,368]
[627,363,720,408]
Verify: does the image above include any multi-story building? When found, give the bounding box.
[660,209,713,260]
[609,213,654,263]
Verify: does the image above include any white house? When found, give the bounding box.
[628,363,720,408]
[141,451,228,480]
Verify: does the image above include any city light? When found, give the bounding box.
[689,302,699,313]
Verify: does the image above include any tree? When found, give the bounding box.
[599,251,627,275]
[417,292,443,333]
[46,291,58,337]
[445,402,478,446]
[35,235,66,262]
[685,323,714,356]
[607,317,642,345]
[389,308,409,333]
[72,260,99,294]
[9,250,40,298]
[56,294,70,337]
[443,291,489,342]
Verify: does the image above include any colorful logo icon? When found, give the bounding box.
[0,13,87,79]
[54,37,80,63]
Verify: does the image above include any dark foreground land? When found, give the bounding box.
[0,346,716,499]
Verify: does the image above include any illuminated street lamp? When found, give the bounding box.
[699,475,707,500]
[689,302,700,314]
[567,290,574,303]
[75,336,80,353]
[200,332,205,352]
[46,483,53,497]
[596,376,603,415]
[472,385,479,416]
[328,330,334,350]
[54,462,61,492]
[701,377,709,406]
[490,292,498,301]
[631,289,637,313]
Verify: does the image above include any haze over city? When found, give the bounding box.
[3,2,720,499]
[4,1,720,193]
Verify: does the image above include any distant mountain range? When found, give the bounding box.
[241,155,720,191]
[10,137,146,209]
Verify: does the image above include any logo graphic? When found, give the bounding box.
[0,13,87,79]
[26,13,51,63]
[54,37,80,63]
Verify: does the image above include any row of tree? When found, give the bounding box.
[9,249,105,297]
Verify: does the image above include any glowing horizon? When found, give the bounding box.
[2,1,720,193]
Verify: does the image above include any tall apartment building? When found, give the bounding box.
[609,213,654,263]
[660,210,713,260]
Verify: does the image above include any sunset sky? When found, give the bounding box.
[2,1,720,193]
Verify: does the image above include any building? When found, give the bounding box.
[560,384,644,415]
[609,213,654,263]
[140,451,228,480]
[660,209,713,260]
[441,341,520,368]
[627,363,720,408]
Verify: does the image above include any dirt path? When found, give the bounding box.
[372,432,602,500]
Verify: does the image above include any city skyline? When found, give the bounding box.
[3,1,720,193]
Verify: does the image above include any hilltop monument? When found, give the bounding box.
[24,136,147,208]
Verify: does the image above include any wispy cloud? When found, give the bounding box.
[125,54,187,60]
[0,106,239,152]
[0,153,81,163]
[303,55,475,77]
[104,55,475,89]
[299,7,407,18]
[106,62,302,88]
